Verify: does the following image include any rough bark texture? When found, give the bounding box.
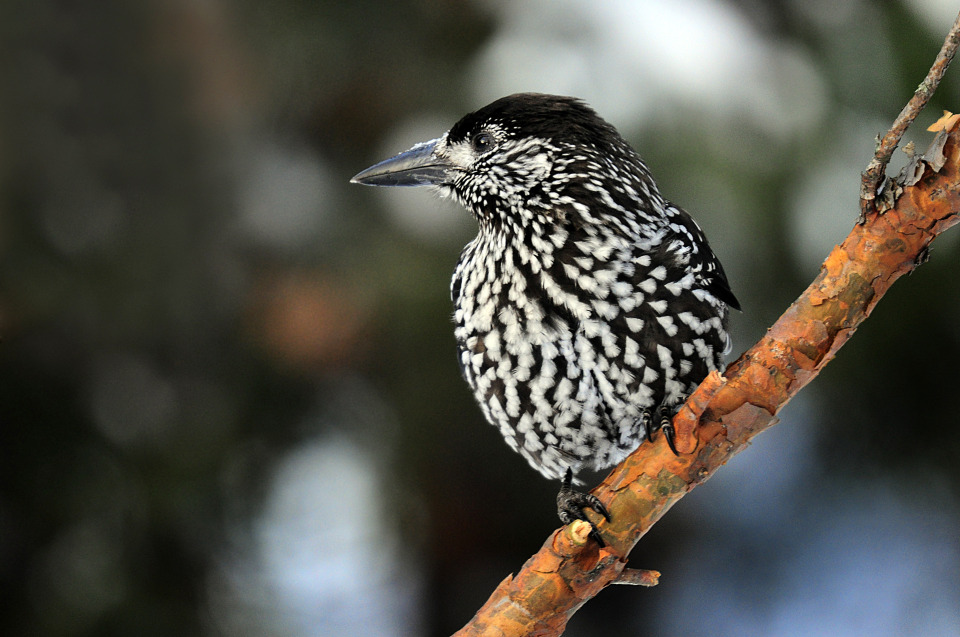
[452,120,960,637]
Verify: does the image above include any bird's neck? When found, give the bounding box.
[470,193,670,262]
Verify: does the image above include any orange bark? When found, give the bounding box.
[453,128,960,637]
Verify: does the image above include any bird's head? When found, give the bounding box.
[352,93,659,229]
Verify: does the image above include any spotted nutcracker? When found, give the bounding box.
[353,93,739,545]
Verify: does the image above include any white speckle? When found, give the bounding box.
[648,299,668,313]
[592,299,619,320]
[517,351,536,371]
[524,430,544,452]
[483,331,501,355]
[577,274,599,294]
[505,382,521,418]
[693,338,713,360]
[657,344,673,368]
[656,315,678,337]
[611,281,632,297]
[624,337,643,367]
[593,269,617,287]
[516,413,533,434]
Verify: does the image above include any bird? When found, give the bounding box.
[352,93,739,546]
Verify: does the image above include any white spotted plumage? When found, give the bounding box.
[357,93,739,484]
[438,94,739,481]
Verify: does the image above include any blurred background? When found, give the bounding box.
[2,0,959,635]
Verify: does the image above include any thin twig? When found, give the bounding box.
[858,10,960,224]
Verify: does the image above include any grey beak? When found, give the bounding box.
[350,138,454,187]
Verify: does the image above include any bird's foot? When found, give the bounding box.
[557,468,610,547]
[642,408,680,456]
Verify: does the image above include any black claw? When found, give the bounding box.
[646,408,680,456]
[661,420,679,456]
[641,410,654,443]
[557,468,610,547]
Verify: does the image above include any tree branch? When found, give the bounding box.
[858,10,960,223]
[454,23,960,637]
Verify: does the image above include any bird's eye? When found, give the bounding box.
[472,132,494,152]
